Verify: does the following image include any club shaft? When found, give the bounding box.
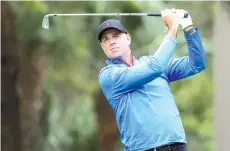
[46,13,161,17]
[42,13,188,29]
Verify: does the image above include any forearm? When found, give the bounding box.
[185,27,206,71]
[153,28,178,70]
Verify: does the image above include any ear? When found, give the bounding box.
[100,42,103,48]
[126,33,131,46]
[100,42,106,53]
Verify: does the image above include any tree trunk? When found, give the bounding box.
[16,40,46,151]
[1,2,46,151]
[94,90,119,151]
[214,2,230,151]
[1,2,22,151]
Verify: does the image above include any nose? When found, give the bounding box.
[109,38,116,45]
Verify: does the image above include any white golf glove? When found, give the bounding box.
[176,9,193,30]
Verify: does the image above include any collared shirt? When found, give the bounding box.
[98,28,206,151]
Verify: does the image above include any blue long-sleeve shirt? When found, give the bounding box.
[98,28,206,151]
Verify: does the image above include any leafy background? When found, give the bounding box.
[2,1,219,151]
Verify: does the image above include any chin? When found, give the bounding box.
[109,55,122,59]
[108,53,120,59]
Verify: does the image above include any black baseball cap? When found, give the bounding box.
[97,19,127,41]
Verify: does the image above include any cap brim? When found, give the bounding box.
[98,26,127,41]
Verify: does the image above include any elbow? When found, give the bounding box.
[199,59,207,72]
[189,55,206,73]
[201,62,206,71]
[198,50,206,71]
[193,61,206,73]
[197,65,206,73]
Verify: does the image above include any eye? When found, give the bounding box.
[102,37,108,42]
[114,34,119,38]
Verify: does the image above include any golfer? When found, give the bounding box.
[98,8,206,151]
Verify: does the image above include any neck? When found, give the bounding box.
[118,49,133,66]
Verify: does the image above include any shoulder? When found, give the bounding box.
[98,65,117,84]
[98,65,126,84]
[98,65,113,79]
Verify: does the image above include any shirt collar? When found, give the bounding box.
[106,56,136,67]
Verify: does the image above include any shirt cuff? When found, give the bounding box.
[185,27,197,36]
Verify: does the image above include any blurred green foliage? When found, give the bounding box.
[9,1,215,151]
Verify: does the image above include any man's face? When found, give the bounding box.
[100,28,131,59]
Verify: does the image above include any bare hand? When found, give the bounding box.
[161,8,179,38]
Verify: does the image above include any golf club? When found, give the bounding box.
[42,13,188,29]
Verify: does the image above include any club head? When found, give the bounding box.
[42,15,49,29]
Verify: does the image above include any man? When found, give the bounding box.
[97,8,206,151]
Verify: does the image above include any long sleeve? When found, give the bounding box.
[99,35,178,101]
[165,28,206,82]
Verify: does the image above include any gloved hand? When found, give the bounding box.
[176,9,193,30]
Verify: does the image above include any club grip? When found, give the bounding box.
[147,13,188,18]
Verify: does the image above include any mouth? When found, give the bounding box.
[110,47,119,51]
